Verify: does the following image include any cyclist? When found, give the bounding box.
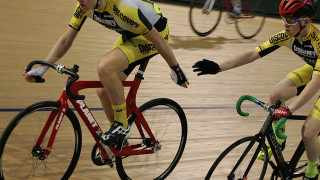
[23,0,189,147]
[193,0,319,179]
[230,0,242,17]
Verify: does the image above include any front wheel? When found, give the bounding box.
[189,0,223,36]
[116,98,188,180]
[205,136,268,180]
[0,101,82,179]
[234,0,266,39]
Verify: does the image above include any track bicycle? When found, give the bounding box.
[205,95,319,180]
[189,0,266,39]
[0,60,188,180]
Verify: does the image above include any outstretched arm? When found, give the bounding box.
[23,27,78,82]
[45,27,78,63]
[193,49,260,76]
[220,49,260,71]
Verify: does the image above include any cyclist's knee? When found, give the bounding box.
[302,127,314,143]
[97,60,115,78]
[96,88,107,99]
[97,57,128,79]
[269,78,297,105]
[301,124,319,143]
[269,91,282,105]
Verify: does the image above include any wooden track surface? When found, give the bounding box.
[1,0,319,179]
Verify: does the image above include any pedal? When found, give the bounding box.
[91,143,114,167]
[105,159,114,168]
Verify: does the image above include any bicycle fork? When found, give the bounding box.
[203,0,216,14]
[32,102,69,160]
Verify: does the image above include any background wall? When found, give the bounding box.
[155,0,320,22]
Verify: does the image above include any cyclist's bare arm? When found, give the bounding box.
[144,26,189,88]
[219,49,260,72]
[23,27,78,82]
[144,26,177,67]
[288,74,320,113]
[45,27,78,64]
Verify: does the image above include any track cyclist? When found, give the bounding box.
[193,0,319,179]
[23,0,189,148]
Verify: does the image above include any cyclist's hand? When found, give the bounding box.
[170,64,189,88]
[23,65,48,83]
[274,107,291,120]
[192,59,221,76]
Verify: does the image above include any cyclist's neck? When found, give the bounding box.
[296,24,311,41]
[96,0,105,12]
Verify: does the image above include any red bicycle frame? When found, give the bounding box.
[33,61,157,160]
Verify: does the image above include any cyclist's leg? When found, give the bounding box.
[230,0,242,16]
[98,27,168,145]
[98,47,129,125]
[270,64,312,134]
[269,77,297,105]
[269,64,313,104]
[96,72,128,127]
[303,106,320,179]
[257,65,312,160]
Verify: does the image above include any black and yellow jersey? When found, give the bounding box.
[256,24,320,74]
[69,0,166,38]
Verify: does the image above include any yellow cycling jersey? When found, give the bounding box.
[256,24,320,75]
[69,0,166,37]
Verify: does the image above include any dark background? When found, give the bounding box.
[155,0,320,22]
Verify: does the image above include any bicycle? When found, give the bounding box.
[189,0,266,39]
[205,95,318,180]
[0,60,188,180]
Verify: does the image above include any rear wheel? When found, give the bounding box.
[234,0,266,39]
[205,136,268,180]
[0,101,82,179]
[189,0,223,36]
[116,98,188,180]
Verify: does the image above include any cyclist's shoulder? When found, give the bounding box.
[267,30,291,45]
[69,2,91,31]
[305,24,320,41]
[114,0,157,14]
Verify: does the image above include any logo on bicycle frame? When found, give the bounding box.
[77,100,102,135]
[55,108,66,130]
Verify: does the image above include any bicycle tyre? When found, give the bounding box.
[205,136,268,180]
[116,98,188,180]
[0,101,82,179]
[234,0,266,39]
[189,0,223,36]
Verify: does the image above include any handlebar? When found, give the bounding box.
[236,95,287,139]
[236,95,275,116]
[26,60,85,100]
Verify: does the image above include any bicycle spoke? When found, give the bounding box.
[116,98,187,180]
[0,102,81,179]
[206,136,267,180]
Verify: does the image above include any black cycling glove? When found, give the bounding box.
[170,64,188,85]
[192,59,221,76]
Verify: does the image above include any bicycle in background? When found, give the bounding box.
[205,95,319,179]
[189,0,266,39]
[0,60,188,180]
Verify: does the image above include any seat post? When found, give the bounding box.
[135,60,149,79]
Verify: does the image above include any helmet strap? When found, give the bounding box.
[95,0,101,10]
[294,21,306,37]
